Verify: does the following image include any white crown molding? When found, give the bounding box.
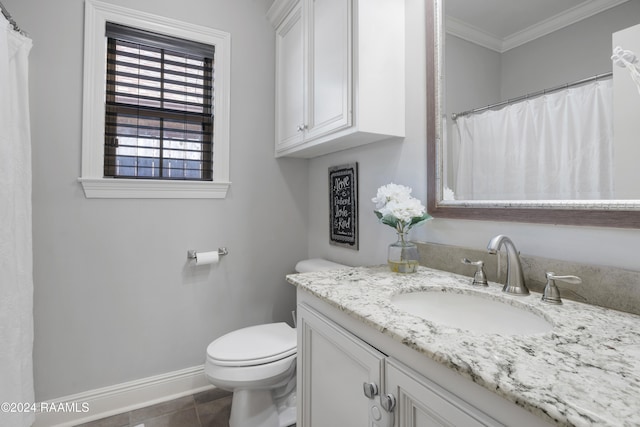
[33,365,213,427]
[447,0,629,53]
[445,15,502,52]
[267,0,299,28]
[504,0,630,52]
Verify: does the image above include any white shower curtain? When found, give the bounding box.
[0,15,34,427]
[453,79,614,200]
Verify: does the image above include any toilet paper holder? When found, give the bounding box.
[187,248,228,260]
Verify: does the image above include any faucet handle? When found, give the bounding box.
[461,258,488,286]
[541,272,582,304]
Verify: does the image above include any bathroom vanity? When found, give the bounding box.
[287,266,640,426]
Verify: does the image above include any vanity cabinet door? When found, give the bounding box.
[386,358,501,427]
[298,303,386,427]
[275,2,304,152]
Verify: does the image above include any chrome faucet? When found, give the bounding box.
[486,235,529,295]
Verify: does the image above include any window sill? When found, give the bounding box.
[78,178,231,199]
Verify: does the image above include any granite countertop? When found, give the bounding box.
[286,266,640,427]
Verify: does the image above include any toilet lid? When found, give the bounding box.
[207,322,297,367]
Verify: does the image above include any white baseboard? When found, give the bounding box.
[33,365,214,427]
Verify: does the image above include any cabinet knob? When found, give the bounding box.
[381,394,396,412]
[297,124,307,132]
[362,382,379,399]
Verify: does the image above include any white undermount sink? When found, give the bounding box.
[390,291,553,335]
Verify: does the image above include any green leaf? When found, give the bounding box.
[406,213,433,230]
[375,210,400,228]
[380,214,400,228]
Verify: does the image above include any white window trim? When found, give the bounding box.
[79,0,231,198]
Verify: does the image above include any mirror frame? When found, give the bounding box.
[426,0,640,228]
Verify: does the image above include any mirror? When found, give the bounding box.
[427,0,640,227]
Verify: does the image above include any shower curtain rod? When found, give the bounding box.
[0,0,27,36]
[451,71,613,121]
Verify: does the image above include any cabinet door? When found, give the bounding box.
[275,2,304,152]
[386,359,502,427]
[304,0,352,140]
[298,303,385,426]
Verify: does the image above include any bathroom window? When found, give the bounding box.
[104,23,214,181]
[79,0,231,198]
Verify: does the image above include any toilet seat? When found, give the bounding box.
[207,322,296,367]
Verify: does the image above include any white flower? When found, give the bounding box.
[443,187,456,201]
[371,183,413,209]
[383,198,425,222]
[372,183,432,232]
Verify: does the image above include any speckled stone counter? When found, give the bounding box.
[287,266,640,427]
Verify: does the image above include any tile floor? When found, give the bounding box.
[74,388,232,427]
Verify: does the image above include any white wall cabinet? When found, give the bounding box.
[296,290,551,427]
[268,0,405,158]
[273,2,304,151]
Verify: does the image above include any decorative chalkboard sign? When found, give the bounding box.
[329,163,358,250]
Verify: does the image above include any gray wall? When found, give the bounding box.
[500,1,640,99]
[308,0,429,267]
[7,0,640,405]
[4,0,308,401]
[308,0,640,275]
[445,35,501,115]
[448,1,640,115]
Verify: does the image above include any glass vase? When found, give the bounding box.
[387,231,419,273]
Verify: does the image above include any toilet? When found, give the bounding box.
[204,258,347,427]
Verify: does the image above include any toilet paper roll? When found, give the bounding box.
[195,251,219,265]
